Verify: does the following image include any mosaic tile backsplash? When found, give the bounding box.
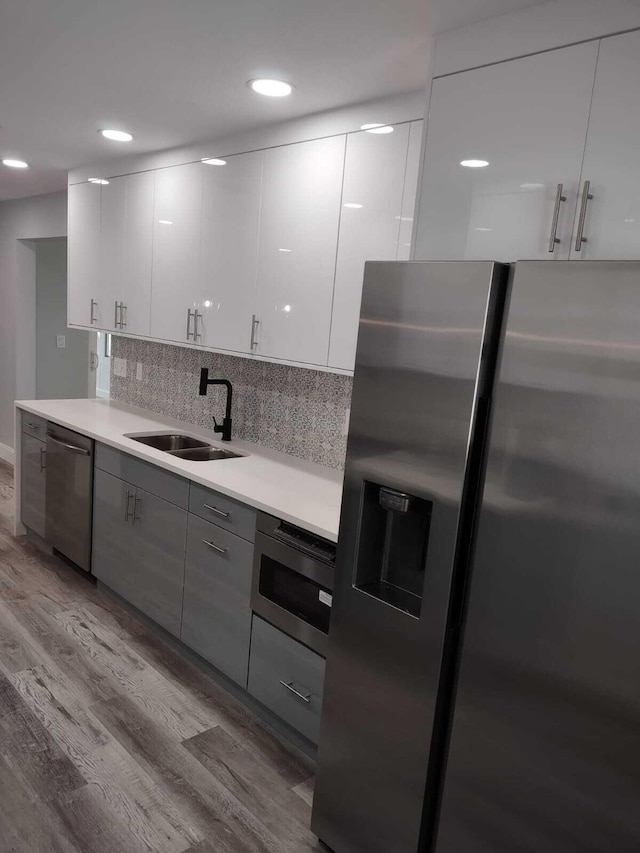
[110,337,353,470]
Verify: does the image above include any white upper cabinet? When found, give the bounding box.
[254,136,346,365]
[150,163,203,344]
[415,42,599,262]
[397,121,424,261]
[198,151,263,352]
[100,171,155,335]
[570,30,640,260]
[328,122,414,372]
[68,180,102,327]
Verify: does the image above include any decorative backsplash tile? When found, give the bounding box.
[110,337,353,470]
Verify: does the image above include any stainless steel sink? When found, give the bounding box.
[169,447,242,462]
[129,433,211,451]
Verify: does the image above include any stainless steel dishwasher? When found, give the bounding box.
[45,424,94,572]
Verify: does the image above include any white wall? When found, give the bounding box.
[0,191,67,460]
[35,237,91,400]
[68,91,425,183]
[433,0,640,77]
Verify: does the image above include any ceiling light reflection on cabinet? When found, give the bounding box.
[88,177,109,185]
[283,304,292,313]
[100,129,133,142]
[278,248,292,253]
[460,159,489,168]
[202,158,227,166]
[344,203,363,209]
[158,219,173,225]
[248,79,294,97]
[520,182,545,190]
[2,158,29,168]
[361,123,394,134]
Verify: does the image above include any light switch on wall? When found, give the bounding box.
[56,335,66,349]
[113,357,127,377]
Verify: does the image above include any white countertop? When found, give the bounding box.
[15,398,344,541]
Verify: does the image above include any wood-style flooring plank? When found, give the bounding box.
[0,462,318,853]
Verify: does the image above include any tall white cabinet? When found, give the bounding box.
[150,163,203,344]
[328,122,418,371]
[569,30,640,260]
[68,180,102,327]
[198,151,263,352]
[416,42,599,262]
[253,136,346,366]
[100,171,155,336]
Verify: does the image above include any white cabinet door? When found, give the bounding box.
[570,30,640,259]
[101,171,155,335]
[415,42,599,262]
[198,151,263,352]
[397,120,424,261]
[328,123,413,371]
[68,180,102,327]
[255,136,345,366]
[150,163,203,344]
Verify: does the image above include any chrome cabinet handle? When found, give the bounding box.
[203,503,229,519]
[46,433,91,456]
[120,303,127,329]
[250,314,260,350]
[26,422,39,430]
[575,180,594,252]
[202,539,228,556]
[133,496,141,523]
[114,300,122,329]
[548,183,567,253]
[194,311,203,342]
[90,299,98,325]
[186,308,195,340]
[39,447,46,471]
[279,681,311,704]
[124,489,134,522]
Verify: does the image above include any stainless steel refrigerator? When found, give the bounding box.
[312,261,511,853]
[313,260,640,853]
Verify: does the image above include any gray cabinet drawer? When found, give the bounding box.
[181,515,253,687]
[22,412,48,441]
[248,616,325,744]
[189,482,256,542]
[95,443,189,509]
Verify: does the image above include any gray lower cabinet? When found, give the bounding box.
[181,514,253,687]
[92,468,187,637]
[21,433,46,537]
[248,615,326,744]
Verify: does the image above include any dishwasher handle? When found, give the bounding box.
[46,432,91,456]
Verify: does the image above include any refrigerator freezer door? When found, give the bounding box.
[312,261,509,853]
[436,261,640,852]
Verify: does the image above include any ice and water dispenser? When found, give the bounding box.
[354,482,432,618]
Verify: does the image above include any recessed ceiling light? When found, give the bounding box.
[201,157,227,166]
[278,248,292,253]
[100,129,133,142]
[520,182,545,190]
[344,203,363,209]
[2,158,29,169]
[158,219,173,225]
[88,177,109,185]
[248,78,294,97]
[361,123,394,134]
[460,159,489,168]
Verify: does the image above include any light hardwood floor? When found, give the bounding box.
[0,461,322,853]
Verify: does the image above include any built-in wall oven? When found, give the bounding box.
[251,513,336,657]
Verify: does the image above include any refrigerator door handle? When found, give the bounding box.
[548,183,567,253]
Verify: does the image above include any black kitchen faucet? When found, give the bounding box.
[199,368,233,442]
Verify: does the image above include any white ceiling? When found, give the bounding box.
[0,0,542,201]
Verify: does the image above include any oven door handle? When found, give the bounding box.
[279,680,311,703]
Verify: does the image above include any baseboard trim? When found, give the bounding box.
[0,442,15,466]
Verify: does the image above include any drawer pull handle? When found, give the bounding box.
[203,539,228,556]
[27,422,39,430]
[204,503,229,519]
[279,680,311,704]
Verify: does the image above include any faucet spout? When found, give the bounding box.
[199,368,233,441]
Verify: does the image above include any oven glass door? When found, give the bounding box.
[259,554,332,635]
